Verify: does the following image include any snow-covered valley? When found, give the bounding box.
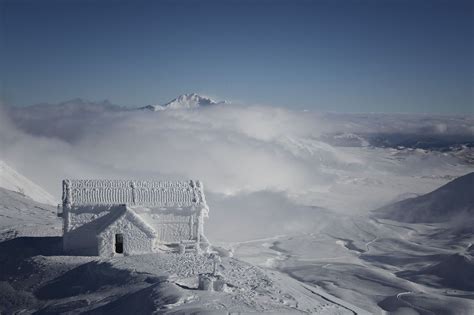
[1,167,473,314]
[232,213,474,314]
[1,97,473,314]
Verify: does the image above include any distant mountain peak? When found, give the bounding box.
[140,93,227,111]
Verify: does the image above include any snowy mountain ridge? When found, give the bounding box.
[0,160,56,205]
[374,172,474,223]
[140,93,227,111]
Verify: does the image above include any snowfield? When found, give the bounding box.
[1,98,473,314]
[1,165,472,314]
[0,182,368,314]
[231,214,474,314]
[0,160,56,205]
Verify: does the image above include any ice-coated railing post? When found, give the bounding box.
[195,213,201,254]
[190,180,198,203]
[131,181,136,205]
[179,243,186,254]
[189,215,194,239]
[62,180,72,233]
[62,179,72,252]
[196,180,203,204]
[210,253,222,276]
[63,179,72,208]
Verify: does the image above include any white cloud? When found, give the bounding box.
[1,101,473,240]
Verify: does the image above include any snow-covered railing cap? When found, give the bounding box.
[62,179,208,208]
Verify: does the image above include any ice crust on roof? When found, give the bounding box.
[63,179,207,209]
[97,205,157,238]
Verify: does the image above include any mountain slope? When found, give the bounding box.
[397,253,474,291]
[374,172,474,223]
[140,93,225,111]
[0,187,58,236]
[0,161,56,205]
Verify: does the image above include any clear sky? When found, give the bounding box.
[1,0,473,113]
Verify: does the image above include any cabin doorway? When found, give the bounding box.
[115,234,124,254]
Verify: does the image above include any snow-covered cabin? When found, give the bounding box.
[62,179,210,256]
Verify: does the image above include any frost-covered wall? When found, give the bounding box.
[153,213,194,243]
[98,206,156,256]
[63,205,124,255]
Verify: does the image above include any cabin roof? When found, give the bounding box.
[63,179,208,209]
[97,205,157,238]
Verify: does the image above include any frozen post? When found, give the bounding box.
[210,253,222,276]
[178,243,186,254]
[198,274,214,291]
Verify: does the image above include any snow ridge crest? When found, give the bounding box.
[141,93,226,111]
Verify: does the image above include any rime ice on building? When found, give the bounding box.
[62,179,210,256]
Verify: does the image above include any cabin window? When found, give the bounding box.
[115,234,123,254]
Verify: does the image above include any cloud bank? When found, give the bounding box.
[1,100,473,241]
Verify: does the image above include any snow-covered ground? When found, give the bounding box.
[0,160,56,205]
[2,169,472,314]
[1,98,473,314]
[230,214,474,314]
[0,163,370,314]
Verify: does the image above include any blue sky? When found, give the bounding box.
[1,0,473,113]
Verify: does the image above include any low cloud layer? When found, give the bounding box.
[1,100,473,240]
